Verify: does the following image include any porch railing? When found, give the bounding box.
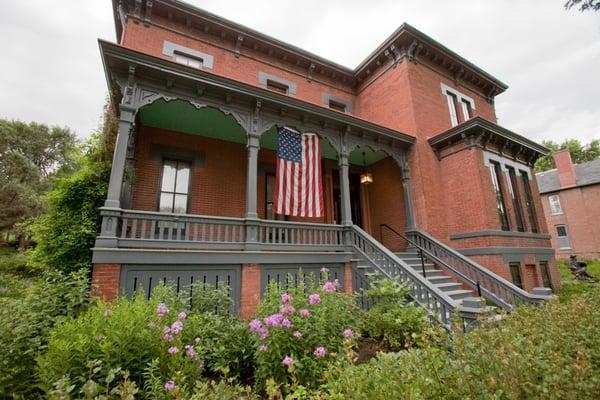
[406,228,552,310]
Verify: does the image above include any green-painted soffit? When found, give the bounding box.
[138,99,388,166]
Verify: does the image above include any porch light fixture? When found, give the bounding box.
[360,152,373,185]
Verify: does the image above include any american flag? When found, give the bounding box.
[274,126,323,217]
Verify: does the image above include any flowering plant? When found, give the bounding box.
[250,271,358,389]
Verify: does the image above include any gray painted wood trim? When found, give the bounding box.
[321,93,353,113]
[162,40,214,69]
[458,247,555,257]
[258,71,297,95]
[92,248,353,264]
[449,230,551,240]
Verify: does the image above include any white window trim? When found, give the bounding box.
[162,41,214,69]
[440,83,475,126]
[483,150,532,179]
[548,194,563,215]
[556,224,571,250]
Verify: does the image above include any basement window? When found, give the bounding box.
[328,99,347,113]
[173,50,203,69]
[266,79,289,94]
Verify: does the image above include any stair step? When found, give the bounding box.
[417,269,445,277]
[445,289,474,300]
[407,262,435,269]
[426,276,454,284]
[433,282,463,292]
[394,252,419,258]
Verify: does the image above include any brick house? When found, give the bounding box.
[93,0,558,323]
[536,150,600,259]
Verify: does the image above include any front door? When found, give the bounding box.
[332,172,363,227]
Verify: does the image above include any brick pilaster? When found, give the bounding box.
[91,263,121,301]
[240,263,261,318]
[343,261,353,294]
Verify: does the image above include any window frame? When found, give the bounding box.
[555,224,571,249]
[489,161,510,231]
[539,261,553,290]
[173,50,204,69]
[548,194,563,215]
[520,170,539,233]
[266,79,289,94]
[441,83,475,127]
[157,158,192,214]
[509,262,523,289]
[328,99,347,113]
[506,167,525,232]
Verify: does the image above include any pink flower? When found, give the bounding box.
[282,356,294,366]
[259,344,268,352]
[322,282,336,293]
[343,328,354,338]
[168,346,179,354]
[171,320,183,335]
[293,331,302,338]
[178,311,187,320]
[314,346,328,358]
[320,267,329,273]
[184,344,197,359]
[281,293,293,303]
[299,308,310,317]
[164,380,175,391]
[163,333,174,342]
[279,305,296,315]
[281,318,293,329]
[156,303,169,318]
[258,327,269,340]
[103,309,112,317]
[249,319,262,332]
[264,313,285,327]
[309,293,321,305]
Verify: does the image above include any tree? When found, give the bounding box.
[29,102,117,273]
[565,0,600,12]
[535,138,600,172]
[0,120,77,233]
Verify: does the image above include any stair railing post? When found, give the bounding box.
[419,249,426,278]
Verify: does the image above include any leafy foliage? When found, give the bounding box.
[29,103,117,273]
[359,278,446,350]
[565,0,600,12]
[535,138,600,172]
[557,258,600,302]
[0,270,90,398]
[0,119,78,232]
[251,272,358,391]
[320,287,600,399]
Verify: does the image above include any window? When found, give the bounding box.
[173,50,203,69]
[506,167,525,232]
[548,194,563,215]
[509,262,523,289]
[159,159,191,214]
[540,261,553,290]
[521,171,539,233]
[441,83,475,127]
[489,161,510,231]
[328,99,347,113]
[556,225,571,249]
[266,79,289,94]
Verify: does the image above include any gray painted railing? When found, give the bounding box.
[406,228,551,310]
[348,225,459,327]
[257,220,344,250]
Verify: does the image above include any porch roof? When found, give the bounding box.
[99,40,415,148]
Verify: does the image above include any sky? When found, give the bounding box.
[0,0,598,145]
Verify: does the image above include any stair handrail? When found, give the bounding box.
[348,225,459,327]
[406,228,552,310]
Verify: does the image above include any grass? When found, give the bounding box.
[557,258,600,302]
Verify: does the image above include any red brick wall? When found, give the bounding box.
[540,185,600,259]
[91,264,121,301]
[240,263,261,319]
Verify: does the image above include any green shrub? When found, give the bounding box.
[359,278,445,350]
[320,287,600,399]
[0,247,40,277]
[0,270,90,398]
[250,271,359,391]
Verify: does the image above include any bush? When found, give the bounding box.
[359,278,445,350]
[320,287,600,399]
[249,271,359,391]
[0,270,90,398]
[38,283,254,398]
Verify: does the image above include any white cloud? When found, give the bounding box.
[0,0,598,144]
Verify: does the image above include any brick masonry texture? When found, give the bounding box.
[96,10,560,302]
[91,264,121,300]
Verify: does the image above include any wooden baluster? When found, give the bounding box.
[216,225,222,242]
[193,223,198,242]
[208,224,214,242]
[224,225,230,242]
[140,219,147,239]
[167,222,173,241]
[150,220,156,240]
[157,220,164,240]
[121,218,128,238]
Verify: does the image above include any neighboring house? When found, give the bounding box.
[92,0,557,321]
[536,150,600,259]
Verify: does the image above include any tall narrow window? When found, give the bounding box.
[506,167,525,232]
[539,261,553,290]
[548,194,563,215]
[556,225,571,249]
[509,262,523,289]
[446,91,460,126]
[521,171,539,233]
[159,159,191,214]
[461,98,473,119]
[489,161,510,231]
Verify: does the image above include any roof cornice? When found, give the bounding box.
[112,0,508,97]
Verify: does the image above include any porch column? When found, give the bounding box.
[104,104,136,209]
[245,133,260,248]
[400,153,416,230]
[338,152,353,226]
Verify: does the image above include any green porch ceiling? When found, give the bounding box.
[138,99,388,166]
